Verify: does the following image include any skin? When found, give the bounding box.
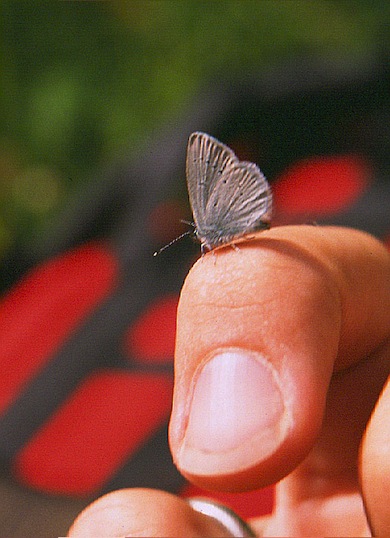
[68,226,390,537]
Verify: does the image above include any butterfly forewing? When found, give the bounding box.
[186,132,237,230]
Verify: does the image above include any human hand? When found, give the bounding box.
[68,226,390,536]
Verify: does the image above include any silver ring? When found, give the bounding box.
[187,497,256,537]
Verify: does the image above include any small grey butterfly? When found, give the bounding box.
[186,132,272,253]
[154,132,272,256]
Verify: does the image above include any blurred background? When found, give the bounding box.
[2,0,389,278]
[1,1,389,536]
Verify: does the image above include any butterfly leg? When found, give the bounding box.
[200,243,208,257]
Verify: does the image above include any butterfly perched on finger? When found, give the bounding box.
[154,132,272,256]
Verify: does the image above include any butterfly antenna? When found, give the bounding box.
[153,230,193,256]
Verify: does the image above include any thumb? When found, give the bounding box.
[169,225,390,492]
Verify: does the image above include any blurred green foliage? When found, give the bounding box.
[0,0,389,258]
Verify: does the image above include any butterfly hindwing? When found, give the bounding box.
[205,161,271,232]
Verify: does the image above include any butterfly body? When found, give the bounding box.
[186,132,272,252]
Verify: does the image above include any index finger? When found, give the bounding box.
[169,225,390,490]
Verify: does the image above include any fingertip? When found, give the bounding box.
[172,227,339,488]
[68,488,230,537]
[361,374,390,536]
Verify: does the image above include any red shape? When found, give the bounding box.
[125,295,179,363]
[273,155,371,216]
[181,483,274,520]
[0,242,118,414]
[13,370,173,496]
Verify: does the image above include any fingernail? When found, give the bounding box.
[177,349,289,475]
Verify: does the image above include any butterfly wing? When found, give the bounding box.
[186,131,272,250]
[186,132,237,231]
